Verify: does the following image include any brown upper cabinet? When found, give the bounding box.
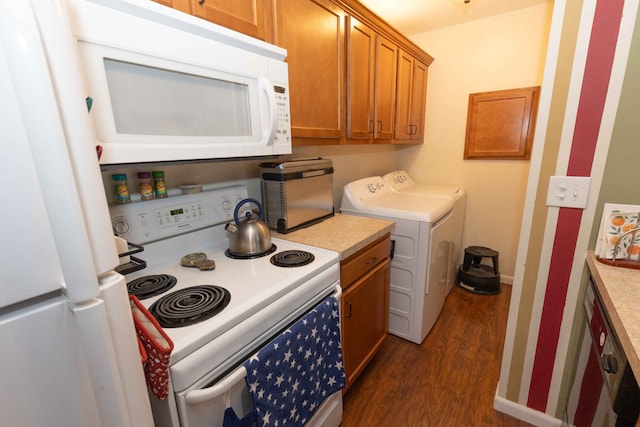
[273,0,346,144]
[464,86,540,160]
[395,49,428,143]
[346,18,398,143]
[152,0,191,14]
[372,34,398,141]
[190,0,273,42]
[151,0,434,146]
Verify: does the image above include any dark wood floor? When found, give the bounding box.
[341,284,533,426]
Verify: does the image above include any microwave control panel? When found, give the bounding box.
[274,85,290,145]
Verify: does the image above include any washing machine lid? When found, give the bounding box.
[383,170,463,198]
[341,176,453,222]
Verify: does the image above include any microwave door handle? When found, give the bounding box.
[259,77,278,145]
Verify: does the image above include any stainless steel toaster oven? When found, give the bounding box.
[259,158,334,233]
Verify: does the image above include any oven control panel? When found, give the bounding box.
[155,201,205,229]
[110,185,248,244]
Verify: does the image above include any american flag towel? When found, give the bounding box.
[243,295,345,427]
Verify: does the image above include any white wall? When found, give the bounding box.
[398,3,553,280]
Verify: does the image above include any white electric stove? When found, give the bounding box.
[110,185,342,427]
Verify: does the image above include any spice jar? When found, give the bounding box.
[112,174,131,204]
[137,172,155,201]
[152,171,168,199]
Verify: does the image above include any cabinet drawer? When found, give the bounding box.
[340,235,391,289]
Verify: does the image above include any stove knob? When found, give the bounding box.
[602,353,618,374]
[367,183,377,193]
[113,219,130,235]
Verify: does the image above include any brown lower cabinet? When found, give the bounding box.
[340,235,391,391]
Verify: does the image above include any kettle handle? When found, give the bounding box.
[233,198,264,224]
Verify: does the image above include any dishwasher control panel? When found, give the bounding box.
[584,279,627,402]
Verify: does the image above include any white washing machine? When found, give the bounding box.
[383,170,466,295]
[341,176,454,344]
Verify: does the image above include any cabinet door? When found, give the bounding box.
[191,0,272,41]
[409,59,428,140]
[346,17,375,140]
[152,0,191,14]
[342,257,390,389]
[395,49,413,141]
[373,35,397,141]
[395,49,428,143]
[274,0,345,141]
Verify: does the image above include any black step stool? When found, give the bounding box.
[456,246,500,295]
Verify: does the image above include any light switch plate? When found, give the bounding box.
[546,176,591,208]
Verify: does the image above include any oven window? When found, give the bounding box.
[103,59,251,137]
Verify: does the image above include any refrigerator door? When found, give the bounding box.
[0,297,103,425]
[0,47,63,307]
[0,1,154,425]
[100,272,155,424]
[30,0,121,277]
[0,0,104,304]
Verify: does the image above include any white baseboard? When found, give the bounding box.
[500,274,514,284]
[493,393,563,426]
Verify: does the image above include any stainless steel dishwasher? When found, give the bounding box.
[564,277,640,426]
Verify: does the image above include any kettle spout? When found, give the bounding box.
[225,222,237,235]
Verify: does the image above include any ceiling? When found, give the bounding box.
[358,0,551,36]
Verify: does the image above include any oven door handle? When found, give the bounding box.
[185,365,248,404]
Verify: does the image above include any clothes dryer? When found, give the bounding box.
[383,170,466,295]
[341,177,454,344]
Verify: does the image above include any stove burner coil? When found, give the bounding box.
[127,274,177,300]
[270,250,315,267]
[149,285,231,328]
[225,244,277,260]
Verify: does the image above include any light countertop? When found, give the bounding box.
[586,251,640,378]
[273,213,395,260]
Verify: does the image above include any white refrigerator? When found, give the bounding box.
[0,1,154,425]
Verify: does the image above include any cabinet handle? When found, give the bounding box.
[345,301,352,318]
[377,121,383,133]
[412,125,418,135]
[366,257,378,265]
[406,124,412,135]
[369,120,374,133]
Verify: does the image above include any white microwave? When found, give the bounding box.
[67,0,291,165]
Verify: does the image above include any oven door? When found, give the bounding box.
[174,284,343,427]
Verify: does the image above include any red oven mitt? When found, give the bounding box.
[137,335,148,366]
[130,295,174,400]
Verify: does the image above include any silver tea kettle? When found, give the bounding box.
[225,198,272,256]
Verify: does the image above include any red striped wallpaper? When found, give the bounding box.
[526,0,625,411]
